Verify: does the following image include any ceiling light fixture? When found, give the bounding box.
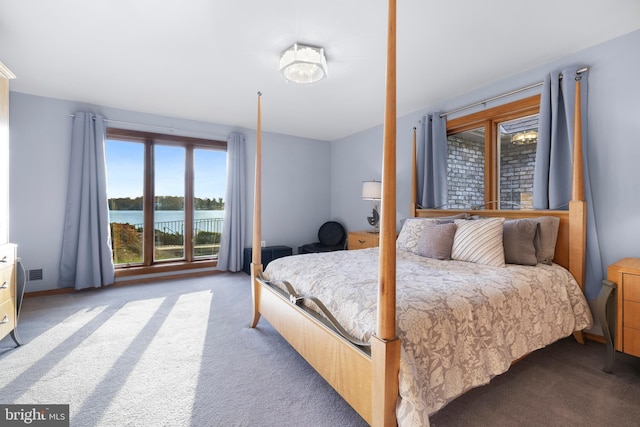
[278,43,328,84]
[511,130,538,145]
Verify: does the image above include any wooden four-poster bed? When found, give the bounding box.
[249,1,592,425]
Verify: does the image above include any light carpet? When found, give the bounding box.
[0,273,367,427]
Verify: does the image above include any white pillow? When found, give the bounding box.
[452,217,506,267]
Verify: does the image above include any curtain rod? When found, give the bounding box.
[69,115,228,140]
[439,66,589,118]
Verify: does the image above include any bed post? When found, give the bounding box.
[569,79,586,289]
[569,78,587,344]
[410,127,418,218]
[371,0,401,425]
[250,91,263,328]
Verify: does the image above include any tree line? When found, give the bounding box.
[109,196,224,210]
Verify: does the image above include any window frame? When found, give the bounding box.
[446,95,541,210]
[106,127,227,278]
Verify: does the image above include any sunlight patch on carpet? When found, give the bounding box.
[97,291,212,426]
[19,298,167,415]
[0,304,112,385]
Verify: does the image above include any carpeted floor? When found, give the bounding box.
[0,273,367,427]
[429,336,640,427]
[1,272,639,427]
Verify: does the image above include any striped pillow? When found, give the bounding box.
[452,217,505,267]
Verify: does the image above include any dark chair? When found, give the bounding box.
[299,221,347,254]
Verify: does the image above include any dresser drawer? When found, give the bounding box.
[0,244,16,266]
[623,273,640,302]
[0,262,14,299]
[0,297,16,338]
[348,232,379,250]
[623,326,640,358]
[624,300,640,329]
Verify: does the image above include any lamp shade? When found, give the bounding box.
[279,43,328,84]
[362,181,381,200]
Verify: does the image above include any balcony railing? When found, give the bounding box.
[110,217,224,264]
[131,218,224,236]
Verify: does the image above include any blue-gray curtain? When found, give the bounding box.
[216,132,246,272]
[59,112,115,289]
[533,67,603,299]
[417,114,448,208]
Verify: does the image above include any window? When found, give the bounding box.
[445,95,540,210]
[105,128,226,274]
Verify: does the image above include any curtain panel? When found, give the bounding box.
[59,112,115,289]
[216,132,246,272]
[417,114,448,209]
[533,67,603,299]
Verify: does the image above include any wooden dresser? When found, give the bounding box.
[0,63,19,347]
[610,258,640,358]
[0,243,19,344]
[347,231,380,250]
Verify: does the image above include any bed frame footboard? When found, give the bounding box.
[255,277,374,424]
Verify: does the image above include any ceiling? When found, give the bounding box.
[1,1,639,141]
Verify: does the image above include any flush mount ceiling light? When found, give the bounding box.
[278,43,328,84]
[511,130,538,145]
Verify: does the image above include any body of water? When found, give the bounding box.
[109,210,224,226]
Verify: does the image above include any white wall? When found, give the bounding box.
[9,93,331,292]
[331,29,640,301]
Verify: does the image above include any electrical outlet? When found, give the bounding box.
[261,240,266,248]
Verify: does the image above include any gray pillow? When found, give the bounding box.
[503,219,538,265]
[529,216,560,265]
[434,212,470,224]
[414,222,457,260]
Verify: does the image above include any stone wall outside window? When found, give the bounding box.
[446,135,536,210]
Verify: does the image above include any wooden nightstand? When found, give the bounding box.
[610,258,640,358]
[348,231,380,250]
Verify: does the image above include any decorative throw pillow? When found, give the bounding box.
[452,217,506,267]
[503,219,539,265]
[414,222,457,260]
[396,218,438,252]
[528,216,560,265]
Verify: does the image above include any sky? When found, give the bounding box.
[105,139,227,200]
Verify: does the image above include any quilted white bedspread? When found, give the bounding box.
[262,248,592,426]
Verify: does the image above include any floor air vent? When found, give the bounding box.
[28,269,43,281]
